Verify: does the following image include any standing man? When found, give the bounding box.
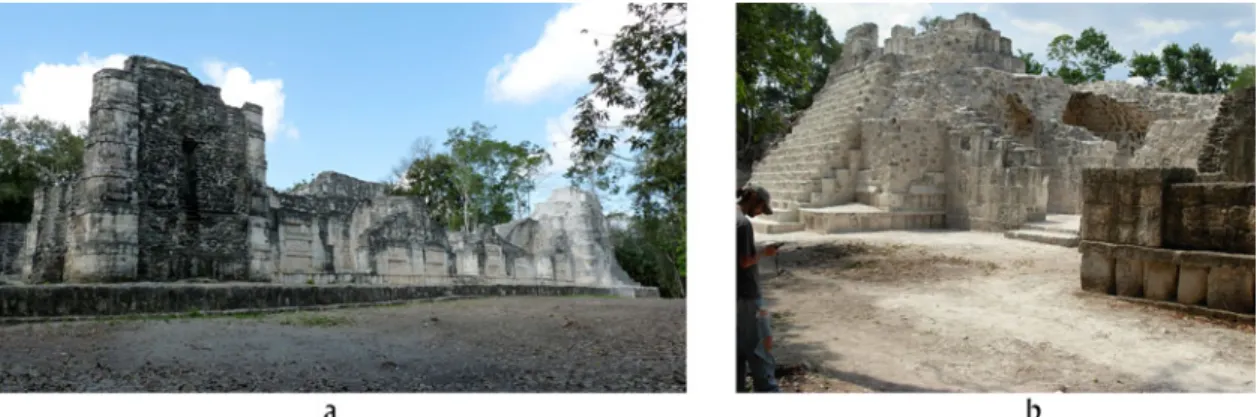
[736,185,781,393]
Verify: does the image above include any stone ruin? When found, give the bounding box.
[745,14,1253,315]
[0,56,642,294]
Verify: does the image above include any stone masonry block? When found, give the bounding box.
[1143,259,1178,301]
[1206,265,1255,314]
[1176,264,1209,306]
[1135,206,1162,248]
[1079,245,1116,294]
[1114,256,1145,298]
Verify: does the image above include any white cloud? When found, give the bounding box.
[484,3,636,104]
[1225,19,1247,29]
[0,54,296,142]
[0,53,128,130]
[1134,18,1196,37]
[1228,31,1256,65]
[809,2,934,46]
[203,60,298,141]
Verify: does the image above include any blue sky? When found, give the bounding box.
[0,2,639,214]
[810,2,1257,81]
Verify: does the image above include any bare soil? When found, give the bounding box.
[0,296,685,393]
[758,230,1256,393]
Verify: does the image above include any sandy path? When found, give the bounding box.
[0,296,685,393]
[758,230,1255,393]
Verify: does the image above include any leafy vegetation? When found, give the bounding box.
[736,3,842,173]
[565,3,687,297]
[0,115,84,222]
[1045,28,1125,85]
[1129,43,1243,94]
[391,122,549,233]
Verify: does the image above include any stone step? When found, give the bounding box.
[1004,229,1080,248]
[750,218,806,235]
[1021,221,1079,235]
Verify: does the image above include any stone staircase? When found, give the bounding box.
[1004,214,1081,247]
[746,64,899,234]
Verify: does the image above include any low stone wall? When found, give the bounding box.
[1079,167,1198,247]
[0,283,659,318]
[1079,241,1254,315]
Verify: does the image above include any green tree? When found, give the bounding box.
[1231,65,1255,92]
[570,3,687,297]
[400,152,464,228]
[736,3,841,173]
[391,122,549,233]
[0,115,84,222]
[1046,28,1123,85]
[1136,43,1239,94]
[1128,51,1162,86]
[1017,49,1045,75]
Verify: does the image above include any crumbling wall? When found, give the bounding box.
[61,57,261,283]
[1061,92,1154,164]
[19,183,75,283]
[1197,87,1256,182]
[1074,82,1223,121]
[942,109,1047,231]
[496,188,635,288]
[0,223,26,278]
[882,13,1024,74]
[1130,119,1214,169]
[857,118,946,211]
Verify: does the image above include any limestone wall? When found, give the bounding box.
[858,118,947,211]
[1131,119,1213,169]
[1074,82,1223,121]
[19,183,74,283]
[0,223,25,278]
[1078,168,1255,315]
[60,56,262,283]
[1197,87,1256,182]
[1163,183,1255,254]
[1079,241,1254,314]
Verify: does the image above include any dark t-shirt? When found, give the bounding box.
[737,208,760,300]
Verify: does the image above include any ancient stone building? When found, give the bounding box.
[747,13,1246,248]
[3,56,638,290]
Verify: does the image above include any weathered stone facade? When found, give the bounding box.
[4,56,642,292]
[747,13,1236,236]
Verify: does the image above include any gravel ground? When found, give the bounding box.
[0,296,685,393]
[758,230,1255,393]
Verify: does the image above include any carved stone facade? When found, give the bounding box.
[4,56,640,290]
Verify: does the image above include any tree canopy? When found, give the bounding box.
[1046,28,1125,85]
[0,115,84,222]
[392,122,549,233]
[736,3,842,172]
[1128,42,1241,94]
[568,3,687,297]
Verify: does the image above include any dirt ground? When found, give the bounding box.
[0,296,685,393]
[757,230,1256,393]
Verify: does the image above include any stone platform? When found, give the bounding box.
[1005,214,1082,248]
[0,283,659,320]
[799,203,946,234]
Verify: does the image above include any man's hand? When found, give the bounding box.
[761,242,783,257]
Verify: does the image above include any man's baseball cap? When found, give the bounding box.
[748,185,773,215]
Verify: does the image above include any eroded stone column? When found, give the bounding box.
[64,69,141,282]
